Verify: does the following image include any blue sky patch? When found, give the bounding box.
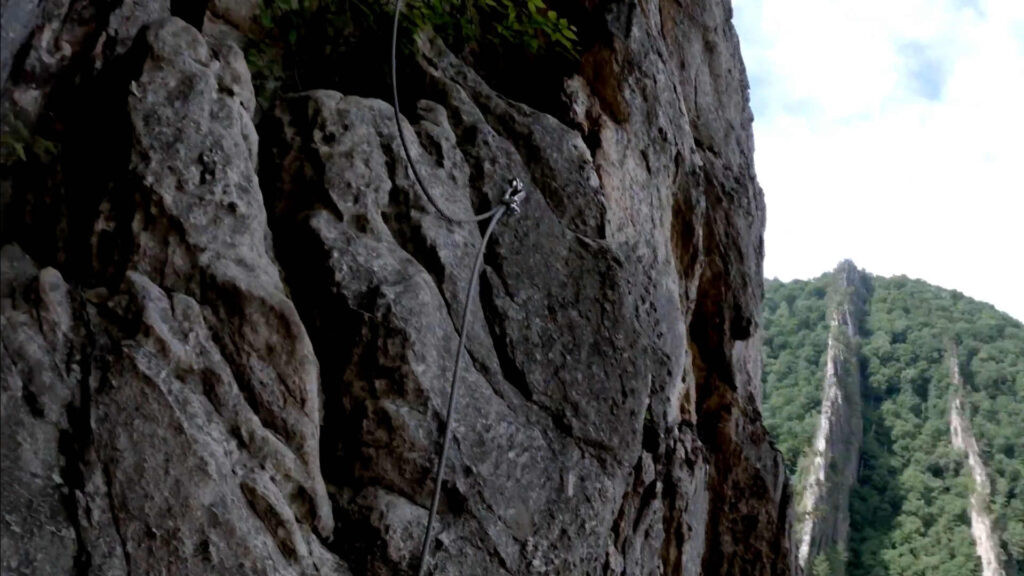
[954,0,984,17]
[900,42,948,101]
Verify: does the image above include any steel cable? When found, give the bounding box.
[390,1,526,573]
[416,205,504,576]
[391,0,502,224]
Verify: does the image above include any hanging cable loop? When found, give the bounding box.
[390,1,526,575]
[391,0,504,224]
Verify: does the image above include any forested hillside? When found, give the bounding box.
[762,265,1024,576]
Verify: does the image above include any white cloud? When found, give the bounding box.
[734,0,1024,321]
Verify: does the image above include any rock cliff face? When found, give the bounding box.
[793,261,864,575]
[1,1,791,574]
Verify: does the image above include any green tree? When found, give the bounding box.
[812,553,831,576]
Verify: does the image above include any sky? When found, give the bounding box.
[732,0,1024,322]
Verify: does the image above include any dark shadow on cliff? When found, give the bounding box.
[244,0,603,126]
[689,241,791,575]
[0,25,148,287]
[846,276,902,576]
[846,388,901,575]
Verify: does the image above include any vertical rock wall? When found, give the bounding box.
[4,20,346,576]
[794,261,864,575]
[1,1,792,574]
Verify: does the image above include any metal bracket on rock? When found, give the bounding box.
[502,177,527,216]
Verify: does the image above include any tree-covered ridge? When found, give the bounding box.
[762,270,1024,576]
[761,275,831,475]
[953,294,1024,565]
[850,277,978,576]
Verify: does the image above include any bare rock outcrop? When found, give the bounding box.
[254,1,789,569]
[949,347,1007,576]
[794,261,865,575]
[4,19,347,576]
[1,1,792,574]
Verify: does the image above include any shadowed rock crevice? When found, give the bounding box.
[57,292,99,576]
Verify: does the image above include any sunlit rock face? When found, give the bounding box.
[949,350,1007,576]
[0,1,791,574]
[793,261,865,575]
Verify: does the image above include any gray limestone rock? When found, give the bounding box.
[253,2,789,570]
[3,18,348,576]
[0,1,792,574]
[1,246,80,576]
[793,262,866,575]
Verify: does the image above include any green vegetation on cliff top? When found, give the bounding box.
[246,0,580,111]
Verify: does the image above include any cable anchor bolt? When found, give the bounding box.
[502,177,527,215]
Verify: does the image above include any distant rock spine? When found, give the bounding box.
[948,347,1007,576]
[795,261,864,575]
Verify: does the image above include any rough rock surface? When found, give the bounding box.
[793,261,864,575]
[1,1,791,575]
[4,19,346,576]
